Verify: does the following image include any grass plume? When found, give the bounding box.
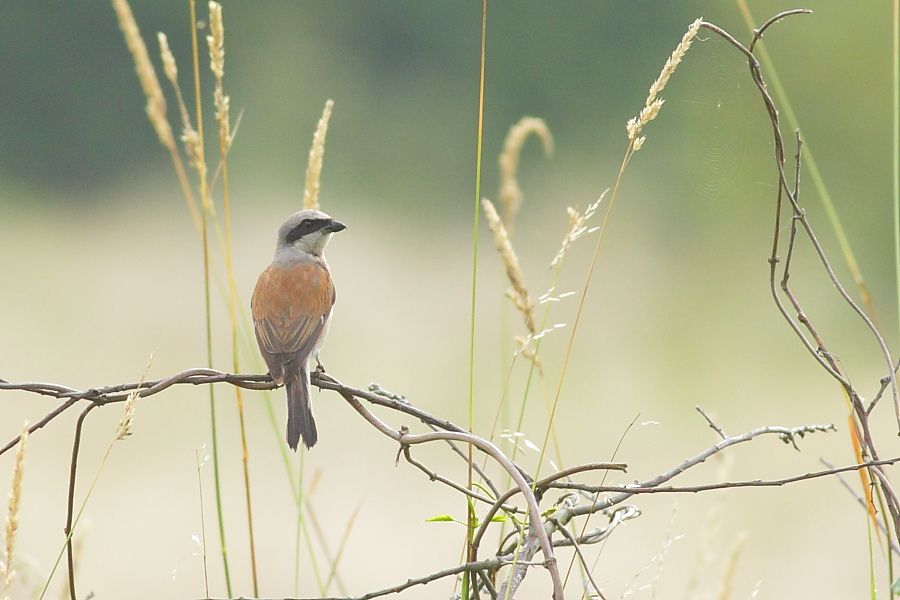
[112,0,200,229]
[303,99,335,210]
[482,198,537,336]
[626,18,701,150]
[551,196,603,268]
[498,116,554,229]
[111,0,172,150]
[1,428,27,600]
[207,2,231,154]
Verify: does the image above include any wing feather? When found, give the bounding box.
[251,261,335,381]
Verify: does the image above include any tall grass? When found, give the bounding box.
[207,2,259,594]
[464,2,489,599]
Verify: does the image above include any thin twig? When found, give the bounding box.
[336,387,565,600]
[200,554,530,600]
[696,406,727,440]
[65,405,96,600]
[554,524,606,600]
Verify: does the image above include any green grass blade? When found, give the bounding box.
[464,1,488,598]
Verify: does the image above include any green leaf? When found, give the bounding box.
[490,514,508,523]
[425,514,455,523]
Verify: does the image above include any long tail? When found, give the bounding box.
[285,364,317,450]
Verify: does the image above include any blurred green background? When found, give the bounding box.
[2,1,899,598]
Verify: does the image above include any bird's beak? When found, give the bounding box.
[324,220,347,233]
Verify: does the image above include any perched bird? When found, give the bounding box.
[251,209,346,450]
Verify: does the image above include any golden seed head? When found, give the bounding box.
[157,32,178,84]
[498,117,554,230]
[207,2,225,80]
[112,0,174,150]
[646,18,702,107]
[115,395,137,441]
[626,18,701,147]
[482,198,537,335]
[214,88,231,151]
[2,428,27,591]
[303,99,335,210]
[206,1,231,155]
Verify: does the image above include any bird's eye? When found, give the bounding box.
[302,220,313,228]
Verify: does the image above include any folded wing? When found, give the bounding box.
[251,261,335,380]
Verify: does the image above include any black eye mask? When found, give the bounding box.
[285,218,330,244]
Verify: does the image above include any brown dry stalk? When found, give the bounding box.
[482,198,537,336]
[498,116,554,229]
[303,99,335,210]
[1,429,27,596]
[626,18,702,149]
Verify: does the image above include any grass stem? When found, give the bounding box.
[464,1,488,598]
[189,0,231,594]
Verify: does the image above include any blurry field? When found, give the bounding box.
[2,1,900,599]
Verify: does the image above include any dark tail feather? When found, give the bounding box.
[285,365,317,450]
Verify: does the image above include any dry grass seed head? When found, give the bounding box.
[157,32,178,84]
[627,18,701,146]
[2,429,28,592]
[182,127,206,179]
[303,99,335,210]
[498,117,554,229]
[115,353,153,442]
[206,2,224,80]
[481,198,537,336]
[206,2,231,151]
[551,190,606,268]
[115,395,137,441]
[157,32,195,143]
[112,0,175,150]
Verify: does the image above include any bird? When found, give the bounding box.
[251,209,346,450]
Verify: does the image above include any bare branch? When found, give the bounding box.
[201,554,527,600]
